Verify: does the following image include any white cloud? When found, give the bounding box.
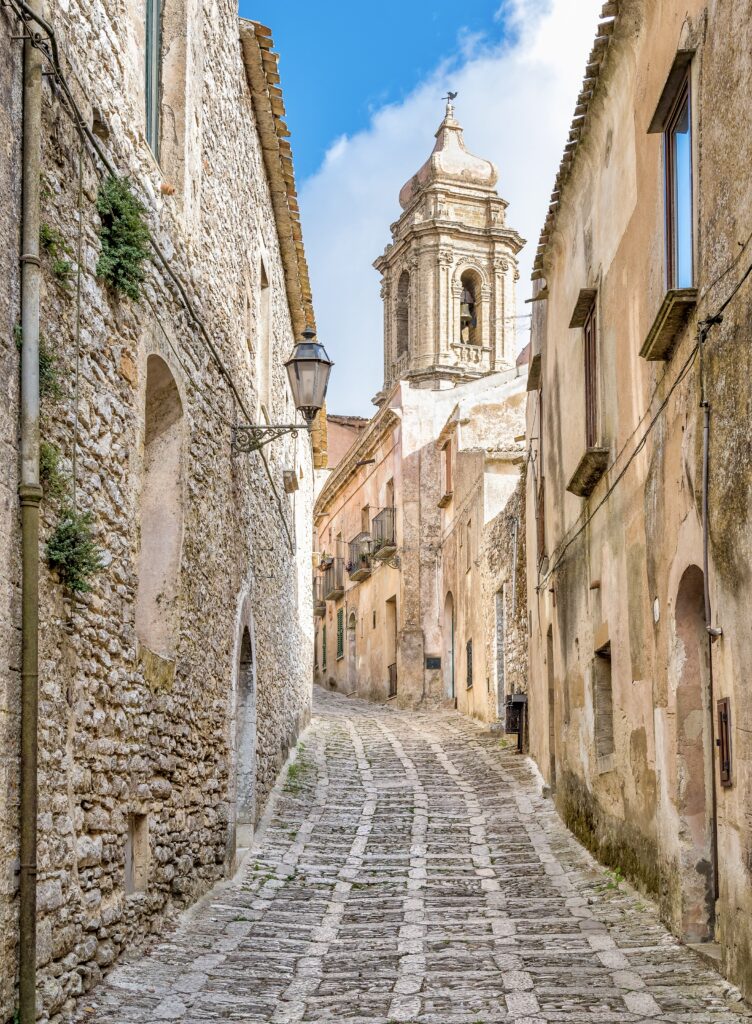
[299,0,602,415]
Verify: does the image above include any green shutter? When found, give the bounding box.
[337,609,344,660]
[322,626,327,669]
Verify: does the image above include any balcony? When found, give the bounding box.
[566,446,609,498]
[372,507,397,560]
[313,578,326,617]
[640,288,697,361]
[322,558,345,601]
[347,533,373,581]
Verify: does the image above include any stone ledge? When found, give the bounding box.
[640,288,697,360]
[566,446,609,498]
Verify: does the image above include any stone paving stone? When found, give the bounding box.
[74,689,752,1024]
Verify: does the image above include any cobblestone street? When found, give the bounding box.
[77,689,751,1024]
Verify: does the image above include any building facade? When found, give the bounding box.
[0,5,317,1021]
[313,102,527,719]
[526,0,752,997]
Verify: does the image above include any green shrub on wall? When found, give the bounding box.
[96,176,151,300]
[46,504,103,593]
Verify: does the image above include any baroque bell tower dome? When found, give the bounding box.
[373,99,525,402]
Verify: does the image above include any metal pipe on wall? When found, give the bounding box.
[18,1,44,1019]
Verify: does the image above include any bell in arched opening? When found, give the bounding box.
[459,272,479,344]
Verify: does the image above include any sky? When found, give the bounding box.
[238,0,603,415]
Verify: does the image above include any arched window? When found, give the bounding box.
[395,270,410,358]
[257,258,271,421]
[236,625,256,846]
[135,355,184,658]
[459,270,480,345]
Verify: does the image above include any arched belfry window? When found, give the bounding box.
[396,270,410,358]
[460,270,480,345]
[135,355,184,658]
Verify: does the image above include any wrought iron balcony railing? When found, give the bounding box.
[347,533,373,581]
[322,558,345,601]
[313,577,326,617]
[372,507,396,559]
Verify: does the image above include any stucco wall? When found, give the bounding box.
[0,4,313,1021]
[526,0,752,998]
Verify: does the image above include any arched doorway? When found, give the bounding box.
[347,612,357,692]
[236,625,256,851]
[674,564,716,942]
[443,592,455,699]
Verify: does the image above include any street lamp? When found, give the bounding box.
[232,326,334,453]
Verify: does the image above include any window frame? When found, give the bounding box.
[663,71,694,290]
[336,608,344,661]
[466,639,473,690]
[144,0,162,157]
[583,301,599,449]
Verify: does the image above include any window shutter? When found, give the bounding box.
[717,698,732,787]
[337,609,344,660]
[466,639,473,689]
[322,626,327,669]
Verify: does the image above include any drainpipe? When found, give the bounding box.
[18,3,43,1021]
[701,397,721,904]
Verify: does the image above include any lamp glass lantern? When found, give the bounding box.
[285,326,334,427]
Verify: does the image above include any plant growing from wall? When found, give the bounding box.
[14,325,63,400]
[39,440,67,500]
[39,221,74,289]
[46,504,103,593]
[96,176,150,300]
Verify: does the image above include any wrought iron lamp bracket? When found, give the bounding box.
[231,423,307,454]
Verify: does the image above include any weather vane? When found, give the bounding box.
[443,91,458,101]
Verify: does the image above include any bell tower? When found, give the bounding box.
[373,99,524,402]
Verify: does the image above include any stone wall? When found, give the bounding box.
[0,4,313,1021]
[0,7,22,1020]
[481,474,527,711]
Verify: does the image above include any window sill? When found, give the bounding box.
[640,287,697,360]
[566,446,609,498]
[438,491,453,508]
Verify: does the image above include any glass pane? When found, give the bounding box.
[672,98,693,288]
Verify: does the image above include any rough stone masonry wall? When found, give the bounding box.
[0,8,23,1021]
[0,2,313,1021]
[481,474,528,720]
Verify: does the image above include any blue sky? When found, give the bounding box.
[238,1,603,415]
[238,1,510,180]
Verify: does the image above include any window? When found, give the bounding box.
[665,74,693,289]
[361,505,370,534]
[466,639,473,689]
[372,610,376,630]
[322,625,327,670]
[145,0,162,156]
[536,479,546,567]
[593,643,614,762]
[396,271,409,358]
[718,699,732,788]
[124,813,149,894]
[466,520,472,572]
[336,609,344,660]
[440,442,453,506]
[584,302,598,448]
[459,270,480,345]
[136,355,183,659]
[257,259,271,419]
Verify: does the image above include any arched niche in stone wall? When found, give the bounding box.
[135,354,185,660]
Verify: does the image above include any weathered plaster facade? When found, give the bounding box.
[314,103,527,712]
[436,379,527,722]
[0,7,316,1021]
[526,0,752,998]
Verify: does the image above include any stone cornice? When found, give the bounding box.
[314,404,401,517]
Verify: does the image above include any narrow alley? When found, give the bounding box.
[75,690,748,1024]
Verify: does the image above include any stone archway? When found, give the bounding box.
[443,592,455,699]
[674,564,716,942]
[235,622,257,853]
[347,612,357,692]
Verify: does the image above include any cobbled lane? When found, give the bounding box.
[77,688,751,1024]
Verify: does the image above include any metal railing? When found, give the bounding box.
[347,533,372,580]
[388,662,397,698]
[372,507,396,558]
[313,577,326,616]
[322,558,345,600]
